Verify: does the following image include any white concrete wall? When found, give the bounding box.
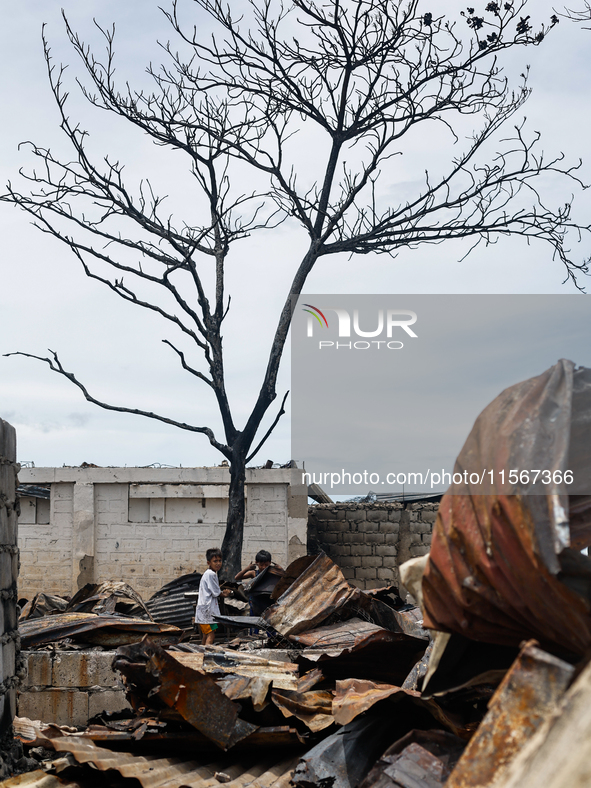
[18,467,308,600]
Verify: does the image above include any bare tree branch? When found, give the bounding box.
[3,0,588,576]
[3,350,230,456]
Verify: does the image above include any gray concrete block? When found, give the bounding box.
[312,509,337,520]
[52,652,118,689]
[409,545,430,557]
[331,521,353,533]
[88,690,130,718]
[379,522,400,534]
[355,567,377,580]
[375,544,398,557]
[421,511,438,523]
[22,652,52,688]
[341,567,356,580]
[321,532,338,544]
[377,567,396,581]
[335,556,356,567]
[330,544,351,556]
[346,510,366,521]
[364,580,387,590]
[366,510,388,522]
[18,689,88,727]
[361,556,383,568]
[353,545,372,556]
[366,533,385,544]
[388,510,402,522]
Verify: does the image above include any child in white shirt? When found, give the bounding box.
[195,547,231,645]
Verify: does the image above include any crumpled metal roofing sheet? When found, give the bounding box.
[170,649,299,691]
[0,771,80,788]
[48,736,300,788]
[19,612,180,648]
[422,360,591,656]
[289,618,408,657]
[446,640,574,788]
[271,689,334,732]
[262,554,358,636]
[146,572,202,630]
[114,639,256,750]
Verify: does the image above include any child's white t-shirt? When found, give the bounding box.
[195,567,221,624]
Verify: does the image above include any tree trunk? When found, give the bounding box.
[220,456,246,582]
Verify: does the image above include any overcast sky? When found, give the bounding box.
[1,0,590,470]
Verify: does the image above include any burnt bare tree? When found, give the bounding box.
[3,0,589,578]
[562,3,591,23]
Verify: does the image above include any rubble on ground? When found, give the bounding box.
[5,360,591,787]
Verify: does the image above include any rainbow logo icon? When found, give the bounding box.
[302,304,329,328]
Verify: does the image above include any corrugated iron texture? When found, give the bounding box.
[146,572,202,631]
[19,612,180,649]
[263,554,358,636]
[360,730,465,788]
[19,593,68,621]
[330,677,475,740]
[170,649,299,691]
[446,640,574,788]
[292,713,401,788]
[490,658,591,788]
[0,771,80,788]
[271,689,334,732]
[66,581,152,619]
[270,556,317,601]
[48,736,300,788]
[114,639,256,750]
[422,360,591,656]
[76,725,305,751]
[332,679,410,725]
[290,618,412,657]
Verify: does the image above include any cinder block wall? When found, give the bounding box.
[307,501,438,590]
[18,467,308,600]
[18,651,129,727]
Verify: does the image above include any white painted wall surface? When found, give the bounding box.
[18,466,307,600]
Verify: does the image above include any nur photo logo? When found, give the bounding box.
[302,303,418,350]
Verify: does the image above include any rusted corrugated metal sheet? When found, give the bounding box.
[271,689,334,732]
[47,736,300,788]
[332,679,409,725]
[19,593,68,621]
[262,554,358,636]
[292,713,401,788]
[146,572,202,630]
[77,724,306,750]
[19,612,180,648]
[0,771,81,788]
[360,729,465,788]
[219,675,272,711]
[331,678,474,740]
[445,640,574,788]
[270,556,317,601]
[422,360,591,656]
[290,618,408,657]
[488,657,591,788]
[66,581,152,619]
[114,638,256,750]
[170,649,299,690]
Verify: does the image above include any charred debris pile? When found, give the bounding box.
[7,359,591,788]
